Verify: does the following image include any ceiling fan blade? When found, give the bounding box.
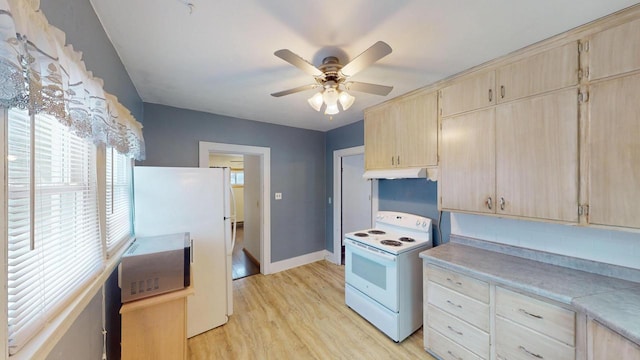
[340,41,392,77]
[274,49,323,77]
[270,84,319,97]
[344,81,393,96]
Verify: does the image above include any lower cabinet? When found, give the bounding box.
[587,320,640,360]
[424,265,579,360]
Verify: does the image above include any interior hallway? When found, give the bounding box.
[232,225,260,280]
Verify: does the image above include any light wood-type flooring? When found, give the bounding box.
[188,260,433,359]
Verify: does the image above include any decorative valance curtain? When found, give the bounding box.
[0,0,145,159]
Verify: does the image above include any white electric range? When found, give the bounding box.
[344,211,433,342]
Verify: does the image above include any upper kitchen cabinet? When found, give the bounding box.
[364,90,438,170]
[588,18,640,81]
[440,70,495,117]
[440,108,496,214]
[364,105,395,170]
[495,89,579,222]
[587,73,640,229]
[496,42,580,103]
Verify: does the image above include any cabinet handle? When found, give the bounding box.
[486,197,493,210]
[446,277,463,286]
[447,350,463,360]
[391,156,395,166]
[488,88,493,102]
[397,155,400,165]
[500,197,505,211]
[447,325,463,336]
[518,308,543,319]
[519,345,544,359]
[500,85,505,99]
[446,299,462,309]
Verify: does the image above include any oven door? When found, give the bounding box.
[345,239,398,312]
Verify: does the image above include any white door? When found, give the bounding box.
[134,167,229,338]
[341,154,372,242]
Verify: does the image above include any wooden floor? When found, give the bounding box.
[231,226,260,280]
[188,260,434,360]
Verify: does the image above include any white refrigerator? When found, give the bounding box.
[133,166,235,338]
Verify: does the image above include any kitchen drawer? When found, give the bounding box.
[426,265,489,303]
[428,281,490,332]
[496,316,575,360]
[428,326,484,360]
[429,304,490,359]
[496,286,575,346]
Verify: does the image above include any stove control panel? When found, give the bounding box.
[376,211,432,233]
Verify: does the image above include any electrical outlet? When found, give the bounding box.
[275,192,282,200]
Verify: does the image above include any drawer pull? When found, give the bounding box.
[446,277,463,286]
[519,345,543,359]
[447,325,463,336]
[518,308,543,319]
[446,299,462,308]
[447,350,463,360]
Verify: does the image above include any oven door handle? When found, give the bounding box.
[347,240,396,262]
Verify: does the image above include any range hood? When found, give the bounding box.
[362,167,438,181]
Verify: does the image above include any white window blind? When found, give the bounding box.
[105,147,133,256]
[6,109,103,354]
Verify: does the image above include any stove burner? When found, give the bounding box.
[380,240,402,247]
[399,237,415,242]
[368,230,386,235]
[353,233,369,237]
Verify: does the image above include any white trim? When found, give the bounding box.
[270,250,329,274]
[11,238,133,360]
[332,146,370,265]
[1,108,9,359]
[198,141,272,274]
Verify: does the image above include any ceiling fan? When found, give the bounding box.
[271,41,394,115]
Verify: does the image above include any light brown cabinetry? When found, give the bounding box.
[440,71,495,117]
[441,89,579,222]
[587,73,640,229]
[588,18,640,81]
[587,320,640,360]
[364,90,438,170]
[496,42,579,103]
[121,287,193,360]
[424,265,490,360]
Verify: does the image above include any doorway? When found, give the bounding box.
[199,142,272,275]
[332,146,376,265]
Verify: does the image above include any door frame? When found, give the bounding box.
[199,141,272,275]
[332,146,377,265]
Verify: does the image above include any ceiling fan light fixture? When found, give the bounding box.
[324,103,339,115]
[338,90,355,111]
[307,92,323,112]
[322,87,339,107]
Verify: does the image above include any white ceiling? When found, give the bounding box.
[89,0,638,132]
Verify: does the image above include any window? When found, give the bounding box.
[230,170,244,186]
[6,109,103,354]
[105,147,133,256]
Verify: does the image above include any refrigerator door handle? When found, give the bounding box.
[227,184,237,256]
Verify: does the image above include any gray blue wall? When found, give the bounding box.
[39,0,142,359]
[141,103,326,262]
[325,121,365,252]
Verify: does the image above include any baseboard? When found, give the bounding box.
[269,250,330,274]
[242,248,260,266]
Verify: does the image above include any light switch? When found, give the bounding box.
[275,192,282,200]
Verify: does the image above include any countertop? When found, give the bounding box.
[420,238,640,344]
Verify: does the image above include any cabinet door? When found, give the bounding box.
[589,320,640,360]
[497,42,579,103]
[364,106,395,170]
[588,74,640,228]
[496,89,579,222]
[440,108,495,213]
[441,71,495,117]
[589,18,640,80]
[395,91,438,167]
